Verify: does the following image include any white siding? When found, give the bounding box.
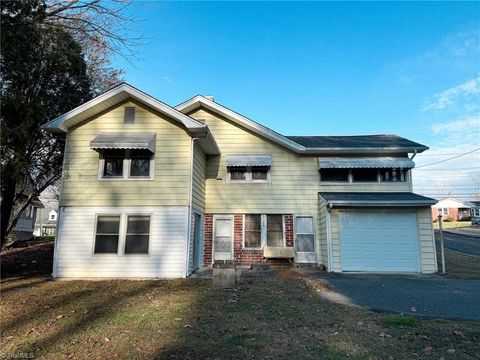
[53,206,189,278]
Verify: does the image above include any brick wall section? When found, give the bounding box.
[285,214,294,247]
[204,213,213,265]
[204,213,295,267]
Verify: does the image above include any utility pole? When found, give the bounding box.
[438,215,446,274]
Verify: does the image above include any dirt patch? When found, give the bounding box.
[0,240,54,280]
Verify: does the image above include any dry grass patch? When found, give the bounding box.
[1,274,479,360]
[437,247,480,279]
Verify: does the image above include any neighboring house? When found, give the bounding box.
[432,198,472,222]
[42,83,437,278]
[468,200,480,218]
[34,208,58,236]
[11,197,44,241]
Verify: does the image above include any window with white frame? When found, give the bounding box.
[228,166,270,183]
[438,208,449,216]
[320,168,408,183]
[100,149,154,179]
[93,214,150,254]
[94,215,121,253]
[295,216,315,252]
[244,214,285,249]
[471,209,480,217]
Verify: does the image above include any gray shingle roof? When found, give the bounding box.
[319,192,437,207]
[287,135,428,150]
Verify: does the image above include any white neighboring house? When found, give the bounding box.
[12,197,44,241]
[34,207,58,237]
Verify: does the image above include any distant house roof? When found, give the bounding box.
[469,201,480,208]
[288,135,428,153]
[319,192,437,207]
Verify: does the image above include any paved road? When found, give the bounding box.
[435,230,480,257]
[311,273,480,321]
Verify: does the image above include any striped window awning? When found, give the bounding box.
[226,155,272,167]
[90,133,156,153]
[318,157,415,169]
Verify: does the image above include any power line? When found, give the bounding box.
[415,148,480,169]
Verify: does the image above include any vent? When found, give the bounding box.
[124,107,135,124]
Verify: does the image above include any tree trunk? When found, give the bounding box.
[1,177,16,249]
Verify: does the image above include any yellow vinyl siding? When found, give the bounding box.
[192,142,206,212]
[60,101,191,207]
[416,207,437,273]
[189,108,411,215]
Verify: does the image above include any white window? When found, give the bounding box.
[320,168,408,183]
[243,214,285,249]
[438,208,449,216]
[295,216,315,253]
[93,214,151,255]
[94,215,121,254]
[472,209,480,217]
[99,149,154,180]
[49,213,56,221]
[227,167,270,183]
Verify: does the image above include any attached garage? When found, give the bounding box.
[339,211,419,272]
[319,192,438,273]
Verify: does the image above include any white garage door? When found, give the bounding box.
[339,211,420,272]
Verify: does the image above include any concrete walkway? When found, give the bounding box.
[309,273,480,321]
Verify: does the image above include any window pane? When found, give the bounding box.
[296,234,314,252]
[125,235,149,254]
[245,214,261,231]
[352,168,378,182]
[94,235,119,253]
[245,231,261,248]
[215,219,232,237]
[320,168,349,182]
[96,216,120,234]
[252,167,268,180]
[229,167,246,180]
[130,150,151,177]
[296,216,313,233]
[127,216,150,234]
[104,158,123,177]
[380,168,406,182]
[267,215,283,247]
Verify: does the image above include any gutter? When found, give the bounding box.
[325,200,437,207]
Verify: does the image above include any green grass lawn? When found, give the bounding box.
[433,221,471,230]
[1,272,479,360]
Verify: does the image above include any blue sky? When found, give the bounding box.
[115,1,480,200]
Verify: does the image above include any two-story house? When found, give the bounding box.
[42,83,437,278]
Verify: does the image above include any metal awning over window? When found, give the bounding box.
[226,155,272,167]
[90,133,156,153]
[318,157,414,169]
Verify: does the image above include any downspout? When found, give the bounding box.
[185,137,198,277]
[326,203,333,272]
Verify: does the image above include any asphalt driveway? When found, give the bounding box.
[310,273,480,321]
[435,230,480,257]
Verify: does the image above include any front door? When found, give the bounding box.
[192,213,202,268]
[213,215,233,261]
[295,215,317,263]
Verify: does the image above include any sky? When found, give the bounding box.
[114,1,480,201]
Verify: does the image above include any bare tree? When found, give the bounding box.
[44,0,143,93]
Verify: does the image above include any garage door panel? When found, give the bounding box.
[339,211,419,272]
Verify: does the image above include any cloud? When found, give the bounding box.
[421,75,480,111]
[431,115,480,134]
[163,76,172,83]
